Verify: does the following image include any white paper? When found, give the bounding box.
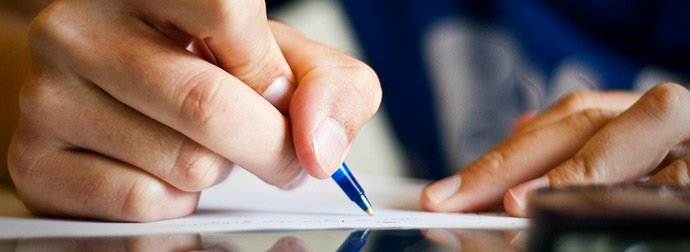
[0,169,527,238]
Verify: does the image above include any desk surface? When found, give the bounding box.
[0,229,526,252]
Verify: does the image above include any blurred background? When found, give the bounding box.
[267,0,690,180]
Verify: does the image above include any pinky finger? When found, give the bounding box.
[647,155,690,186]
[9,148,199,222]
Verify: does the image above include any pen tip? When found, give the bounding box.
[366,208,374,216]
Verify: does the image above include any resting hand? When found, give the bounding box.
[422,83,690,217]
[8,0,381,221]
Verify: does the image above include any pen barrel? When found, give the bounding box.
[332,163,365,202]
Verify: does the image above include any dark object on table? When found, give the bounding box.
[528,184,690,252]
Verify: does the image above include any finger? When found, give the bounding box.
[270,22,383,178]
[513,91,639,136]
[23,71,235,192]
[8,137,199,222]
[505,83,690,216]
[421,108,618,212]
[30,3,304,188]
[131,0,296,113]
[647,155,690,185]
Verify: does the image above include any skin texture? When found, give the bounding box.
[422,83,690,217]
[4,0,381,222]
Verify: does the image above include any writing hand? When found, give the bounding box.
[8,0,381,221]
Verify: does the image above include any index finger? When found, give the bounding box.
[512,91,639,136]
[132,0,296,113]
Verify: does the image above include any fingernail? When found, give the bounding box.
[262,76,294,113]
[313,118,348,176]
[507,177,548,215]
[280,168,307,190]
[425,175,461,204]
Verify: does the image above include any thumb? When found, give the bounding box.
[270,22,382,179]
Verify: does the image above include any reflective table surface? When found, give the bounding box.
[4,227,690,252]
[0,229,526,252]
[5,229,690,252]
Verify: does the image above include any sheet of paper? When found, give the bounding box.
[0,169,527,238]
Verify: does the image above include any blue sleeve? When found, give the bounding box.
[341,0,690,179]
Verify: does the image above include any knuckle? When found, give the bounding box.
[230,45,283,91]
[27,2,76,56]
[474,150,508,179]
[121,180,197,222]
[638,83,686,123]
[570,108,613,130]
[556,90,594,114]
[7,128,56,188]
[551,155,607,186]
[6,142,32,184]
[171,141,224,192]
[7,142,41,189]
[121,180,162,222]
[177,71,230,134]
[267,152,301,187]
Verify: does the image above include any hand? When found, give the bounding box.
[8,0,381,222]
[421,83,690,217]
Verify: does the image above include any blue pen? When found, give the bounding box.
[336,229,370,252]
[332,163,374,216]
